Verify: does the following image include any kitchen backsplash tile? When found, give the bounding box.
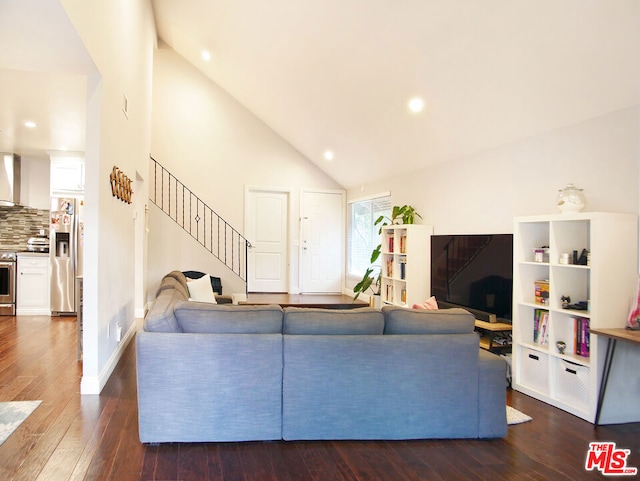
[0,205,49,251]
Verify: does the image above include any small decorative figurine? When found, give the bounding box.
[556,341,566,355]
[561,295,571,308]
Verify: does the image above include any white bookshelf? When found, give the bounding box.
[380,224,433,308]
[512,212,638,423]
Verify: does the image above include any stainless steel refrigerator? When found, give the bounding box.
[50,197,84,315]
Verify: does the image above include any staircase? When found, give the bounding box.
[150,156,250,289]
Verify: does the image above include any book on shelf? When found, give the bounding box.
[572,317,590,357]
[386,284,394,303]
[388,234,394,253]
[534,279,550,305]
[399,235,407,254]
[399,257,406,279]
[533,309,549,345]
[387,258,393,277]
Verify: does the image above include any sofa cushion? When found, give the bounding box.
[144,288,184,333]
[174,303,283,334]
[283,307,384,335]
[186,274,217,303]
[382,306,474,334]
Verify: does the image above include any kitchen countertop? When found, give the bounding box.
[17,251,50,257]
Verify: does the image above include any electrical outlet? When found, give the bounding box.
[116,323,123,342]
[107,323,110,338]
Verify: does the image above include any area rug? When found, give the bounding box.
[507,405,532,425]
[0,401,42,446]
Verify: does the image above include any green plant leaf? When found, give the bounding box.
[370,245,381,263]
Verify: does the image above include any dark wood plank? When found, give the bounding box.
[217,443,244,481]
[266,442,310,481]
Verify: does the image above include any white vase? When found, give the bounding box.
[556,183,585,213]
[369,294,382,309]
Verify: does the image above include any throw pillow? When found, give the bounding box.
[186,275,217,303]
[412,296,438,310]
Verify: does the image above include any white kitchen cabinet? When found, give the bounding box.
[17,254,50,315]
[50,155,85,194]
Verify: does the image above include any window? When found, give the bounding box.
[347,194,391,277]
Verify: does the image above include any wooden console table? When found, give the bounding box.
[590,327,640,425]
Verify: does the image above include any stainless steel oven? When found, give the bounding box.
[0,251,17,315]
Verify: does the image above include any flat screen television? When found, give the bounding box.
[430,234,513,323]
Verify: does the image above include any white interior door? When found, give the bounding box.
[245,189,289,292]
[301,190,344,293]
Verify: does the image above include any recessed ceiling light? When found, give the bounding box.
[24,121,37,128]
[201,50,211,62]
[324,150,334,161]
[408,97,424,113]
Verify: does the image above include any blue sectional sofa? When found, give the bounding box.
[136,271,508,443]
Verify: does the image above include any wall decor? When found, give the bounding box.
[109,166,133,203]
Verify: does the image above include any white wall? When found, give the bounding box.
[149,45,341,298]
[349,106,639,235]
[345,106,640,295]
[61,0,155,393]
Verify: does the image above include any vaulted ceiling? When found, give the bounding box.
[152,0,640,188]
[2,0,639,188]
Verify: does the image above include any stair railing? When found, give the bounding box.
[150,156,250,290]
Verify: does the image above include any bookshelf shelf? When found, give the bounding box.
[380,225,433,308]
[512,212,638,423]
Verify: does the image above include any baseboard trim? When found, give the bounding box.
[80,323,136,395]
[134,305,147,318]
[16,308,52,316]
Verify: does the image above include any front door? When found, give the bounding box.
[300,190,344,293]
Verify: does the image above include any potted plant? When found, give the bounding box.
[353,205,422,304]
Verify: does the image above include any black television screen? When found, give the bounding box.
[430,234,513,322]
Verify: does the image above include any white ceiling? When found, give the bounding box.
[1,0,639,187]
[152,0,640,188]
[0,0,95,158]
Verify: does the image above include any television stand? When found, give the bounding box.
[475,319,512,353]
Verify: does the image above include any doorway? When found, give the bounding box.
[245,189,289,293]
[300,190,344,293]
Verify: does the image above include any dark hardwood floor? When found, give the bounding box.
[1,315,639,480]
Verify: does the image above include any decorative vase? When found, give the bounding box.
[556,183,585,213]
[369,294,382,309]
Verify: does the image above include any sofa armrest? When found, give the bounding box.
[477,349,508,438]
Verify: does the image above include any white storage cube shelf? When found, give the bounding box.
[380,225,433,308]
[512,212,638,423]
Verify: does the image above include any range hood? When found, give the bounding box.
[0,154,21,206]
